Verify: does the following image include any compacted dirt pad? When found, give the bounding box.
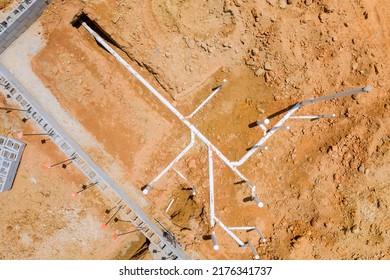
[1,0,389,259]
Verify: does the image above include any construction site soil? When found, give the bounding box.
[1,0,389,259]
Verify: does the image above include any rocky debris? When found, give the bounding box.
[264,61,273,71]
[245,57,257,67]
[0,0,12,10]
[240,34,251,45]
[323,3,334,13]
[318,12,328,23]
[265,71,276,82]
[251,8,259,20]
[188,159,197,169]
[273,93,282,101]
[350,225,359,234]
[233,0,242,8]
[200,42,208,52]
[255,67,265,77]
[280,0,288,9]
[267,0,276,7]
[305,0,313,6]
[251,48,260,56]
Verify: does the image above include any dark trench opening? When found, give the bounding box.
[71,11,123,51]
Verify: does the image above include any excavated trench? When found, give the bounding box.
[71,11,175,100]
[71,11,123,51]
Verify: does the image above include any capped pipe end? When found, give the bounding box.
[254,254,260,260]
[252,195,264,208]
[143,184,152,195]
[213,245,220,251]
[363,85,372,92]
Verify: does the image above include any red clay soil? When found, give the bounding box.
[4,0,388,259]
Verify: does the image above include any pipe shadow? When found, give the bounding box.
[267,103,297,120]
[202,234,212,241]
[234,180,246,185]
[246,145,255,151]
[248,121,258,128]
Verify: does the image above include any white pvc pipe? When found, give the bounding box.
[186,79,227,119]
[290,114,336,119]
[251,195,264,208]
[208,145,215,227]
[256,119,270,126]
[173,168,187,181]
[165,198,175,213]
[148,131,195,188]
[255,227,267,243]
[228,227,256,231]
[246,242,260,259]
[211,231,219,251]
[142,184,153,195]
[232,103,301,167]
[252,145,268,150]
[214,216,245,247]
[236,86,372,166]
[269,125,290,132]
[81,22,256,195]
[258,124,267,136]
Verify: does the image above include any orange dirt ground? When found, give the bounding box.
[1,0,389,259]
[0,0,13,11]
[0,95,146,259]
